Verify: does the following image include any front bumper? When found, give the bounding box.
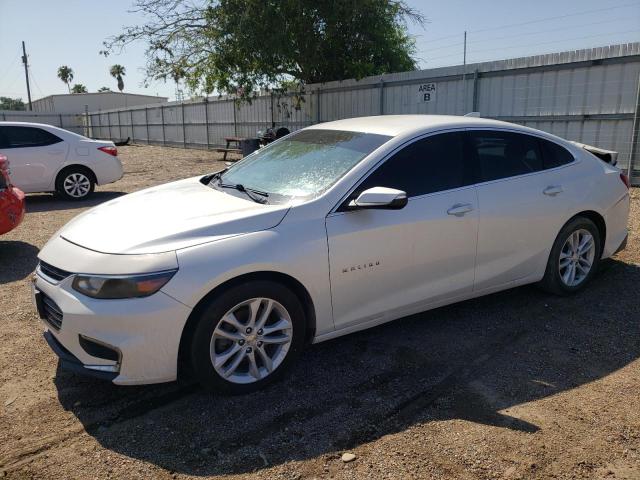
[33,269,192,385]
[43,330,118,381]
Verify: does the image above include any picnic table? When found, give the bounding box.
[214,137,246,161]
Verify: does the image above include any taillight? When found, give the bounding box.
[620,172,630,189]
[0,156,9,175]
[98,146,118,157]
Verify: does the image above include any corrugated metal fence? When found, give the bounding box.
[3,43,639,182]
[87,43,640,182]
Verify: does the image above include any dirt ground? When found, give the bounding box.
[0,145,639,480]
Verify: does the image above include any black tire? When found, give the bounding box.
[539,216,602,295]
[55,166,95,201]
[275,127,290,139]
[189,280,307,394]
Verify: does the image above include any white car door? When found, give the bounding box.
[326,131,479,330]
[0,126,68,192]
[469,129,575,291]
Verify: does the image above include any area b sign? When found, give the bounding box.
[419,83,436,102]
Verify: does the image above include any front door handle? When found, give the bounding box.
[447,203,474,217]
[543,185,563,196]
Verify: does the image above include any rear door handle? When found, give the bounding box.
[543,185,563,196]
[447,203,474,217]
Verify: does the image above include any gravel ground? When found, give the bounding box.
[0,145,639,480]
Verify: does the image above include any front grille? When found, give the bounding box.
[38,261,72,283]
[41,292,63,330]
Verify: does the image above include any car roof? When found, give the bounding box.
[0,121,64,129]
[306,115,533,137]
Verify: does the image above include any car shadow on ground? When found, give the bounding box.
[26,191,126,213]
[0,240,39,284]
[53,258,640,476]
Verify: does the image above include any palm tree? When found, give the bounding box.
[109,65,126,92]
[71,84,88,94]
[57,66,74,93]
[97,86,111,92]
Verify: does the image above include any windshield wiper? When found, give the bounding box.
[218,181,269,204]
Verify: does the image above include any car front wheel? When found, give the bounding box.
[540,216,601,295]
[189,281,306,394]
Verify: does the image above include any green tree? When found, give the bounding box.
[71,84,88,94]
[109,65,126,92]
[97,86,112,92]
[103,0,424,99]
[57,66,74,93]
[0,97,26,110]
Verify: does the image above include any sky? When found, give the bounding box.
[1,0,639,102]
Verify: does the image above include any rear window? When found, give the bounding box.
[0,126,62,149]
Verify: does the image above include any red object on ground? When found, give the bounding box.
[0,154,26,235]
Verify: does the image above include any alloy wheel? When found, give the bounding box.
[63,173,91,198]
[558,228,596,287]
[210,297,293,384]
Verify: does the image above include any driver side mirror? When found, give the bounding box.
[349,187,408,210]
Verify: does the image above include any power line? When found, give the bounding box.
[471,17,635,45]
[420,1,640,44]
[421,16,635,54]
[425,30,640,62]
[28,67,45,98]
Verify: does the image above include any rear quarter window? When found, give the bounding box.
[539,138,575,169]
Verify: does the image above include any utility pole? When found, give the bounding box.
[462,31,467,114]
[21,41,33,111]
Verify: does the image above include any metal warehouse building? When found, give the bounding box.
[32,92,168,114]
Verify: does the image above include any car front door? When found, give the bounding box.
[469,129,574,291]
[0,126,68,192]
[325,131,479,330]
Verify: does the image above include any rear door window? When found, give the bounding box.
[0,126,62,149]
[468,130,543,182]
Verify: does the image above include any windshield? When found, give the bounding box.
[219,129,391,200]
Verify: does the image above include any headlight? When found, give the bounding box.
[71,270,177,299]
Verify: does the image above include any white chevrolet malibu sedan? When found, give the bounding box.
[0,122,123,200]
[33,115,630,394]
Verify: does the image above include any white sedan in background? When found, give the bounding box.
[33,115,630,394]
[0,122,123,200]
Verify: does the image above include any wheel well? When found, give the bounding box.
[176,271,316,378]
[574,210,606,255]
[55,164,97,187]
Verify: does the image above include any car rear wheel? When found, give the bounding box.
[189,281,306,394]
[539,216,601,295]
[56,167,95,200]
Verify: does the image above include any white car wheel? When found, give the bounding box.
[56,168,95,200]
[188,280,306,394]
[210,297,293,384]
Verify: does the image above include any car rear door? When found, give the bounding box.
[325,131,479,330]
[0,126,68,192]
[469,129,575,291]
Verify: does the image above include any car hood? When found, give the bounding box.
[59,176,290,254]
